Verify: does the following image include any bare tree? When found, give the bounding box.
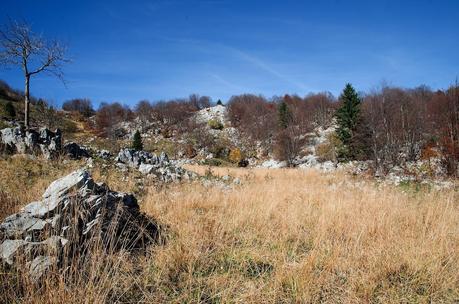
[135,100,153,122]
[0,19,68,127]
[62,98,94,117]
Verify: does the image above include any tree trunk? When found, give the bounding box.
[24,74,30,128]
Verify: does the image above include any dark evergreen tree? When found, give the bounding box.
[278,101,291,129]
[4,101,16,118]
[276,100,298,166]
[335,83,368,160]
[216,99,223,106]
[131,130,143,151]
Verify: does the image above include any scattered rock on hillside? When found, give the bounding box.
[0,127,62,159]
[259,159,288,169]
[116,148,161,168]
[116,148,196,182]
[0,169,159,280]
[195,104,227,125]
[63,142,91,159]
[97,149,111,159]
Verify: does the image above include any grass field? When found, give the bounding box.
[1,158,458,303]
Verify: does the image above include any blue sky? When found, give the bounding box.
[1,0,458,108]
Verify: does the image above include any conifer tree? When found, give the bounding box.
[278,101,291,129]
[216,99,223,106]
[335,83,366,160]
[276,101,297,165]
[131,130,143,151]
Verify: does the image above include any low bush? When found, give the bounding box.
[316,132,341,162]
[229,148,244,164]
[208,119,224,130]
[4,101,16,118]
[184,144,197,158]
[202,158,223,166]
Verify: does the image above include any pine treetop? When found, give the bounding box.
[336,83,361,135]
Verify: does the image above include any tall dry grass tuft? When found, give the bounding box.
[0,155,84,220]
[0,190,21,220]
[1,161,458,303]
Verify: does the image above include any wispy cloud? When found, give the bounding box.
[209,73,244,91]
[223,46,309,91]
[156,37,310,92]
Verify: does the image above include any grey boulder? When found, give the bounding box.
[0,169,158,281]
[0,127,62,159]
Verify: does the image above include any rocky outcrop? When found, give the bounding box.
[96,149,111,159]
[0,127,62,159]
[0,169,158,280]
[116,148,165,168]
[63,142,91,159]
[116,149,195,182]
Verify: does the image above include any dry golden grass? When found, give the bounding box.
[140,167,459,303]
[0,155,85,219]
[1,159,458,303]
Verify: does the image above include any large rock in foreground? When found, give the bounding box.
[116,149,195,182]
[0,127,62,159]
[0,169,158,280]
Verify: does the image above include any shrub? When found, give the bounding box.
[4,101,16,118]
[229,148,243,164]
[209,144,230,159]
[421,145,439,160]
[238,159,249,167]
[202,158,223,166]
[316,132,341,162]
[208,119,224,130]
[184,144,197,158]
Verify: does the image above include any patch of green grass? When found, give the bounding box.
[208,119,224,130]
[398,180,431,193]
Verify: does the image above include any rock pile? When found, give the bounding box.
[96,149,111,159]
[0,127,62,159]
[116,148,195,182]
[63,142,91,159]
[0,169,158,280]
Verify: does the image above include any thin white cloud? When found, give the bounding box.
[209,73,244,91]
[225,47,308,91]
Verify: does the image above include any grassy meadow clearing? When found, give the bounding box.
[1,158,458,303]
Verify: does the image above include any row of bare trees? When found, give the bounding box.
[91,94,212,138]
[363,84,459,175]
